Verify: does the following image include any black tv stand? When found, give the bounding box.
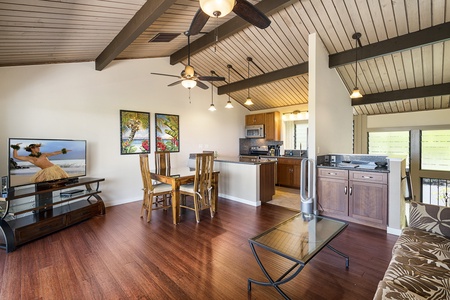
[0,177,105,253]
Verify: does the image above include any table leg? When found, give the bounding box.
[327,244,350,268]
[248,242,305,300]
[171,181,181,224]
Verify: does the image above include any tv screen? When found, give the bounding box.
[8,138,86,189]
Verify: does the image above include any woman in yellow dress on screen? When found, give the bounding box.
[11,143,72,183]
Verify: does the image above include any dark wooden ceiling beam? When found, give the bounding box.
[217,62,308,94]
[329,22,450,68]
[170,0,298,65]
[352,83,450,106]
[95,0,177,71]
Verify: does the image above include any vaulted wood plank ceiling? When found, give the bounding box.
[0,0,449,115]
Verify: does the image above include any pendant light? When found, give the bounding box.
[245,57,254,106]
[225,65,234,108]
[208,82,216,111]
[350,32,363,99]
[200,0,236,18]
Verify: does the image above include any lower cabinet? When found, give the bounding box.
[317,168,388,229]
[277,158,301,189]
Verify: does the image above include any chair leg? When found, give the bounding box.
[193,195,200,223]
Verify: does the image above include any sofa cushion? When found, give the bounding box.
[374,280,427,300]
[394,227,450,265]
[381,252,450,299]
[409,202,450,238]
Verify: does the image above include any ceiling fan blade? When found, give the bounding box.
[151,72,180,79]
[168,80,182,87]
[198,76,226,81]
[196,81,209,89]
[233,0,271,29]
[188,9,210,36]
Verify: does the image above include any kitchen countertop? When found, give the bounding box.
[317,163,389,173]
[215,156,278,165]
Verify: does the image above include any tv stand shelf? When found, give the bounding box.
[0,177,105,253]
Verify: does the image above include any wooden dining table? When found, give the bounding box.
[150,167,219,224]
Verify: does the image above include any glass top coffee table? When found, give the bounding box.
[248,213,349,299]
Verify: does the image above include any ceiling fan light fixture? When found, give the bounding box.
[350,88,363,99]
[200,0,236,18]
[244,96,254,106]
[184,65,195,78]
[182,79,197,89]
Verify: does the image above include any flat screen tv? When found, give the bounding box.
[8,138,87,189]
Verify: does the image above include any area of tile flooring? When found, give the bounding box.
[267,186,300,211]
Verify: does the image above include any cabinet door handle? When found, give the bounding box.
[349,187,353,196]
[328,172,337,176]
[344,186,347,195]
[362,176,373,179]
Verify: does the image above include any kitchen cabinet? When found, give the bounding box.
[317,168,388,230]
[245,112,280,141]
[264,112,281,141]
[277,158,301,189]
[245,113,265,126]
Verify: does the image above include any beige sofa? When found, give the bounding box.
[374,202,450,299]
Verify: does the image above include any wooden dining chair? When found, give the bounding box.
[180,152,215,223]
[139,154,172,222]
[155,151,171,176]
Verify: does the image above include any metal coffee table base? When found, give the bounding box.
[248,243,349,300]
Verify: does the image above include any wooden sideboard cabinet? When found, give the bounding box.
[277,158,301,189]
[317,168,388,230]
[0,177,105,253]
[245,112,280,141]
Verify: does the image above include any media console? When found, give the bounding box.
[0,177,105,253]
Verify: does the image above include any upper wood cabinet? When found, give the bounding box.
[264,112,280,141]
[245,113,265,126]
[245,112,280,141]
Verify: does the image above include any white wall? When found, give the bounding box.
[0,58,248,206]
[308,33,353,158]
[367,108,450,129]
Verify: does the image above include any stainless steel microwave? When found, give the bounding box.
[245,125,265,138]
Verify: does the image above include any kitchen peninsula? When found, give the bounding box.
[213,157,276,206]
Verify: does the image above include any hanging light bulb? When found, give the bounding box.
[225,65,233,108]
[209,83,216,111]
[200,0,236,18]
[245,57,254,105]
[350,32,363,99]
[182,79,197,89]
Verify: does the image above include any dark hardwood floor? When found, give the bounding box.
[0,198,397,299]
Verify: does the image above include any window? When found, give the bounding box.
[421,130,450,171]
[284,120,308,150]
[368,131,410,168]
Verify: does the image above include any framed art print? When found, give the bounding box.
[155,113,179,152]
[120,110,150,155]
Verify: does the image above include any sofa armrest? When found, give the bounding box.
[409,201,450,238]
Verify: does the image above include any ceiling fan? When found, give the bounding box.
[188,0,271,36]
[151,33,225,89]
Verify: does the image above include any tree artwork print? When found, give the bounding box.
[120,110,150,155]
[155,114,179,152]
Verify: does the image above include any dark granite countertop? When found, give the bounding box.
[317,163,389,173]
